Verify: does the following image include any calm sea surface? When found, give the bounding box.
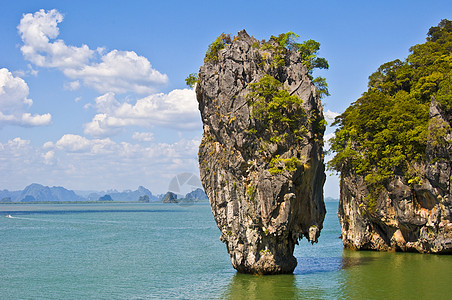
[0,201,450,299]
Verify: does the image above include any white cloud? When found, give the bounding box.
[28,64,39,76]
[51,134,199,162]
[84,89,200,137]
[54,134,92,152]
[64,50,168,94]
[0,68,51,127]
[7,137,31,148]
[43,141,54,149]
[0,112,51,127]
[0,137,54,188]
[16,9,198,138]
[18,9,93,69]
[132,132,154,142]
[65,80,80,91]
[324,132,336,150]
[0,138,35,188]
[42,150,55,165]
[116,89,199,124]
[0,134,202,192]
[54,134,115,154]
[324,109,340,125]
[93,92,120,114]
[83,114,125,137]
[18,9,168,94]
[21,112,52,126]
[0,67,31,110]
[324,132,335,142]
[13,64,38,78]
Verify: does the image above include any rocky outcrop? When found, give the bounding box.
[338,99,452,253]
[185,188,208,201]
[162,192,178,203]
[196,30,326,274]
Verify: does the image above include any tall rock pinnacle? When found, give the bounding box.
[196,30,326,274]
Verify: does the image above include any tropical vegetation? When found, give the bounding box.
[328,19,452,196]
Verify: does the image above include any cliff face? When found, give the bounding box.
[196,30,326,274]
[339,99,452,253]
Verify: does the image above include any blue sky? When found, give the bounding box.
[1,0,451,196]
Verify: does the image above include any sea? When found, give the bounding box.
[0,201,450,299]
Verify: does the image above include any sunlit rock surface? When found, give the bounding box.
[196,30,326,274]
[339,99,452,253]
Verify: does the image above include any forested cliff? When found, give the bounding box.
[329,20,452,253]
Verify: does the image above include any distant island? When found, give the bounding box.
[162,189,208,204]
[0,183,208,203]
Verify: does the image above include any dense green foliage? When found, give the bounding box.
[200,31,329,176]
[185,73,198,88]
[247,74,307,142]
[266,32,329,72]
[201,31,329,98]
[204,33,231,63]
[264,32,330,98]
[329,20,452,192]
[246,74,308,175]
[268,155,303,175]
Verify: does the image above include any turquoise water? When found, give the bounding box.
[1,202,450,299]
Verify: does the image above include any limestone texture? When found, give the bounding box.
[338,99,452,253]
[196,30,326,274]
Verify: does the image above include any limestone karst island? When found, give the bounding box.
[196,30,328,274]
[329,19,452,254]
[194,21,451,275]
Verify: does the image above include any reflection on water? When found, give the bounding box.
[341,250,452,299]
[222,273,297,300]
[340,253,376,269]
[222,256,346,299]
[221,250,452,299]
[220,200,452,300]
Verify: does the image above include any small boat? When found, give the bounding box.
[5,214,12,218]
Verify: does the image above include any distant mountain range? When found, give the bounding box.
[86,186,159,202]
[0,183,207,203]
[0,183,85,202]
